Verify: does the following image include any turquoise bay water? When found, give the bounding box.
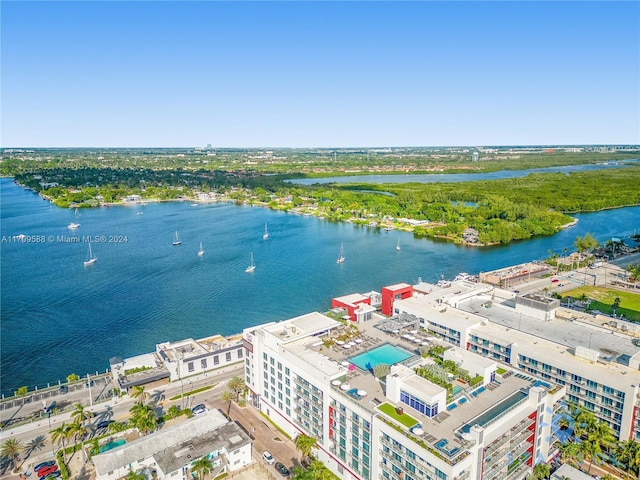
[1,178,639,395]
[349,344,414,371]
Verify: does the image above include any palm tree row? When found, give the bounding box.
[555,405,640,479]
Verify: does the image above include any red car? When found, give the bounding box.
[551,278,559,283]
[37,465,58,478]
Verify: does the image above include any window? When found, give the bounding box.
[187,362,194,372]
[226,352,232,362]
[278,362,282,370]
[586,379,597,389]
[201,359,207,369]
[285,367,290,375]
[270,357,275,365]
[214,355,220,365]
[237,349,243,358]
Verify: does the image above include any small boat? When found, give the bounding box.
[396,236,401,251]
[263,223,269,240]
[384,226,394,232]
[172,231,181,246]
[136,211,144,215]
[198,242,204,256]
[336,243,345,264]
[68,223,80,230]
[84,242,97,266]
[245,253,256,273]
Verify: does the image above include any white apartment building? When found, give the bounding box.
[392,280,640,442]
[92,409,252,480]
[243,311,566,480]
[110,334,245,389]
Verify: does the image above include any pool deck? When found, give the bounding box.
[306,315,539,458]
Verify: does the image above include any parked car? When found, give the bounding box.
[97,420,114,429]
[85,380,95,388]
[34,461,56,472]
[262,450,275,465]
[275,462,290,476]
[191,404,207,415]
[551,278,559,283]
[37,465,58,478]
[43,401,56,414]
[42,472,61,480]
[59,385,68,394]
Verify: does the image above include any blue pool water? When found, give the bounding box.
[99,438,126,452]
[349,344,414,371]
[532,380,550,388]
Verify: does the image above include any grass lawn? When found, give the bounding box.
[562,286,640,322]
[378,402,419,428]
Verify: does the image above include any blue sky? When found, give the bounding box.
[2,1,639,148]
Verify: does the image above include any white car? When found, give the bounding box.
[262,450,275,465]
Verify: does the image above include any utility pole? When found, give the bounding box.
[87,373,93,408]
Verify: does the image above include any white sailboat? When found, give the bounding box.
[263,223,269,240]
[336,242,345,264]
[172,231,181,246]
[396,236,401,251]
[68,222,80,229]
[198,242,204,256]
[84,242,97,266]
[245,253,256,273]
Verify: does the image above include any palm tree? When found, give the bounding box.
[129,403,158,435]
[71,403,94,426]
[533,462,550,479]
[227,376,245,402]
[295,434,317,466]
[50,422,70,461]
[301,459,337,480]
[557,441,582,468]
[67,420,90,462]
[582,421,616,474]
[191,456,213,480]
[165,404,182,420]
[612,297,621,316]
[614,439,638,478]
[130,385,150,405]
[1,438,24,472]
[87,438,100,459]
[124,470,146,480]
[221,390,234,418]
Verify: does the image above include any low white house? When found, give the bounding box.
[93,409,252,480]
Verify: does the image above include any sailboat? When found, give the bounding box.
[84,242,97,266]
[172,231,181,246]
[396,236,401,251]
[263,223,269,240]
[336,243,345,264]
[198,242,204,256]
[245,253,256,273]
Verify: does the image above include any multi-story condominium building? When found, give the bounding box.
[92,409,252,480]
[110,334,245,389]
[392,280,640,442]
[242,311,566,480]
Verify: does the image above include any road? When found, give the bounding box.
[0,364,244,468]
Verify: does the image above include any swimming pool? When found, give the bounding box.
[349,344,414,371]
[99,438,126,452]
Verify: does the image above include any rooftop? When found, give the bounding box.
[456,293,640,377]
[93,410,251,476]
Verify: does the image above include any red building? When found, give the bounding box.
[381,283,413,316]
[331,293,372,322]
